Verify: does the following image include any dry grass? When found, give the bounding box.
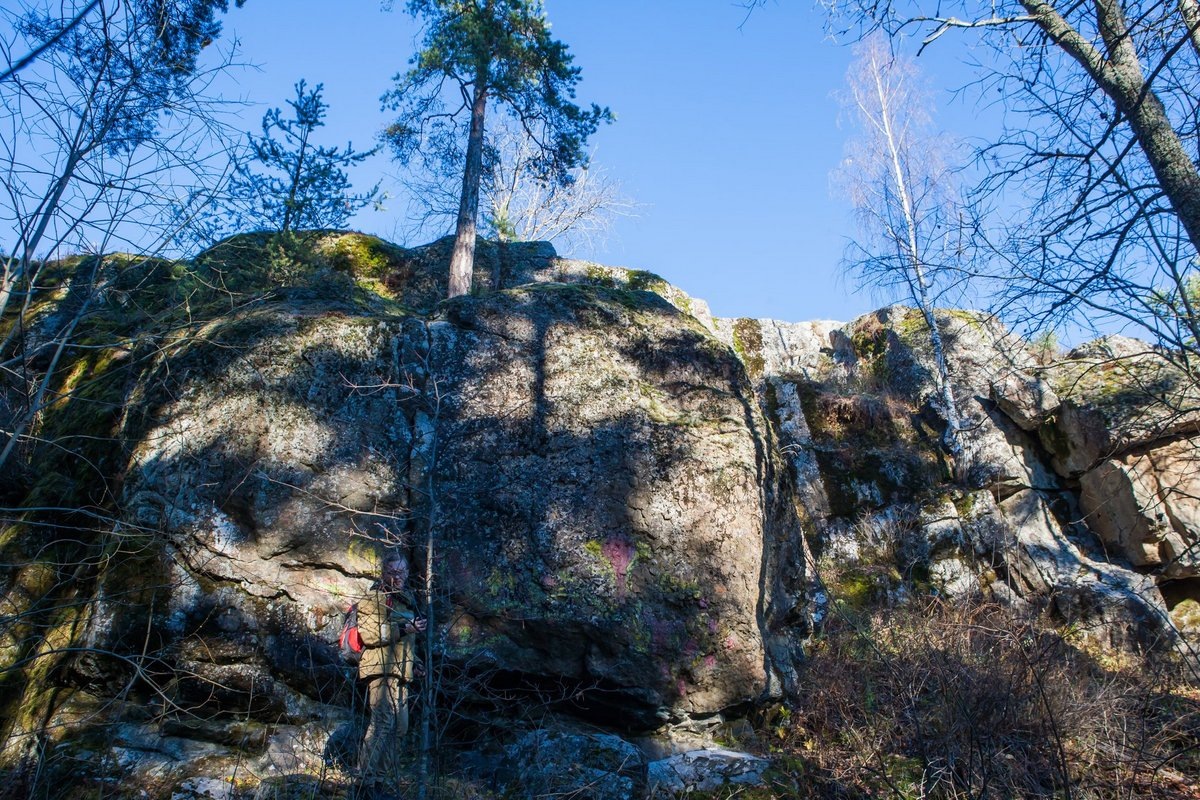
[770,598,1200,800]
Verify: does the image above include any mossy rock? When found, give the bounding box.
[627,269,668,293]
[732,318,765,381]
[832,571,881,610]
[1171,599,1200,633]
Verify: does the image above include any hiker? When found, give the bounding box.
[357,550,425,783]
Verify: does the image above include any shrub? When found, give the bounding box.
[782,598,1199,799]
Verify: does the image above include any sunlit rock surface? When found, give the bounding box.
[735,305,1194,654]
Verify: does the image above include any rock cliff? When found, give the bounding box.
[0,232,1195,798]
[727,307,1197,654]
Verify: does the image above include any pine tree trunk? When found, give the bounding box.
[280,124,311,234]
[448,79,488,298]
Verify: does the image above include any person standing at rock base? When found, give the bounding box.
[357,550,425,786]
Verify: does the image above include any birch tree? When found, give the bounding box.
[770,0,1200,370]
[484,129,633,253]
[837,35,966,460]
[383,0,611,297]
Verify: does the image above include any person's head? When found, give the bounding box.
[380,551,409,591]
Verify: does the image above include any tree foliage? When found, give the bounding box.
[0,0,246,83]
[0,0,243,319]
[397,119,634,254]
[226,80,379,234]
[383,0,611,296]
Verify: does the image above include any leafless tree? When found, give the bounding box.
[767,0,1200,374]
[0,0,241,471]
[397,120,635,256]
[484,130,635,255]
[835,35,967,461]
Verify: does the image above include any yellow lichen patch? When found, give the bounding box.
[0,562,66,672]
[1170,598,1200,633]
[731,317,765,381]
[320,232,399,279]
[1,588,89,754]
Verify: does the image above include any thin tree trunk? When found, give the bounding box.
[870,51,964,459]
[448,77,488,298]
[0,149,84,324]
[415,343,440,800]
[280,123,311,233]
[0,259,99,470]
[0,37,119,325]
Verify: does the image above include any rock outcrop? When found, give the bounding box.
[0,233,803,796]
[725,305,1198,653]
[2,231,1198,798]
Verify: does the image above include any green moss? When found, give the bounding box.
[832,572,878,610]
[1,588,87,742]
[323,232,396,278]
[732,317,765,381]
[627,269,667,293]
[584,264,616,287]
[27,343,133,511]
[952,491,979,518]
[0,524,27,554]
[849,317,889,360]
[894,308,929,344]
[607,289,647,313]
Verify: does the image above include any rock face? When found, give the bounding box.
[1040,340,1200,580]
[0,234,803,795]
[646,747,771,796]
[124,290,790,723]
[2,232,1198,797]
[724,305,1196,654]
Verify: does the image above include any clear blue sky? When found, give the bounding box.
[210,1,978,324]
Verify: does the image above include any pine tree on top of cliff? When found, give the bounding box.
[382,0,611,297]
[227,80,379,234]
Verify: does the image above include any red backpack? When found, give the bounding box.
[338,603,364,662]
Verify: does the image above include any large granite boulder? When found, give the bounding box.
[1079,440,1200,576]
[1036,336,1200,477]
[0,235,806,794]
[123,283,798,721]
